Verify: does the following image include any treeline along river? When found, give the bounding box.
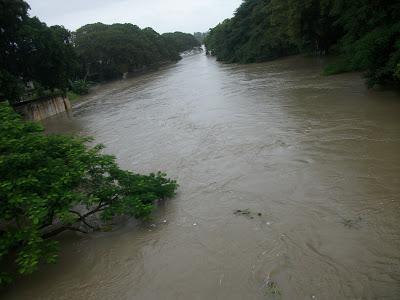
[3,52,400,299]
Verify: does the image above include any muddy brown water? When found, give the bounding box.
[3,54,400,299]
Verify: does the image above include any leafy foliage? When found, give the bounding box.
[194,32,207,44]
[205,0,339,63]
[162,32,201,53]
[69,79,90,95]
[328,0,400,87]
[205,0,400,87]
[0,103,178,284]
[74,24,200,81]
[0,0,79,104]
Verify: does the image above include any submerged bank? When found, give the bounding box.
[71,47,204,108]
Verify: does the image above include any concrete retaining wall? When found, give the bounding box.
[14,96,71,121]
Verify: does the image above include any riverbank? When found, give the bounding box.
[70,48,204,108]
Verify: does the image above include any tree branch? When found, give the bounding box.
[42,203,109,239]
[42,225,88,239]
[69,210,96,229]
[82,202,108,219]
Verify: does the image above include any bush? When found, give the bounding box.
[0,103,178,284]
[67,91,80,102]
[69,79,90,95]
[323,57,352,76]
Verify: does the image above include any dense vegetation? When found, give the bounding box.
[205,0,400,87]
[161,32,201,53]
[0,0,200,104]
[75,25,200,81]
[0,0,79,104]
[0,103,178,284]
[194,32,207,44]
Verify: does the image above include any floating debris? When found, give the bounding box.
[341,216,362,229]
[219,274,224,286]
[193,223,197,226]
[234,209,251,216]
[234,209,263,219]
[265,278,282,296]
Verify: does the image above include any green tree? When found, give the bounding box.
[0,0,79,104]
[194,32,207,44]
[0,0,31,102]
[327,0,400,87]
[205,0,299,63]
[162,32,201,53]
[205,0,400,87]
[74,24,198,82]
[0,103,178,284]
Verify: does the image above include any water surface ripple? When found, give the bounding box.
[4,54,400,299]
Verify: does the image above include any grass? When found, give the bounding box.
[323,56,353,76]
[324,63,350,75]
[67,91,81,102]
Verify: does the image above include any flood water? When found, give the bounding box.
[4,53,400,299]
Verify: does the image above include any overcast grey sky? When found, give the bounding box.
[27,0,242,33]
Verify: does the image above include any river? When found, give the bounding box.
[4,53,400,299]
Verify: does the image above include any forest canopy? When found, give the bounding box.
[205,0,400,87]
[162,31,201,53]
[0,0,200,104]
[75,25,200,81]
[0,0,78,104]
